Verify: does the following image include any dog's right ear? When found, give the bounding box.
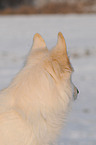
[32,33,47,50]
[56,32,67,55]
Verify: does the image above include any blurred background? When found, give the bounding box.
[0,0,96,145]
[0,0,96,14]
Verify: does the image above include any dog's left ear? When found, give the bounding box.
[32,33,47,50]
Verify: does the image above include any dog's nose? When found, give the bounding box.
[77,89,79,94]
[73,86,79,100]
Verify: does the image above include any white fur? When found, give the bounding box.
[0,33,77,145]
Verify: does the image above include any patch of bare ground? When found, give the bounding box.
[71,48,96,59]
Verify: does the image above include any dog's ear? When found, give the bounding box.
[51,32,69,62]
[32,33,47,50]
[56,32,67,55]
[50,32,73,75]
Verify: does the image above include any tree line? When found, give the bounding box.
[0,0,34,9]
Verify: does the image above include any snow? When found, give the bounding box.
[0,14,96,145]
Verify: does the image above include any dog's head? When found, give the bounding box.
[27,32,79,101]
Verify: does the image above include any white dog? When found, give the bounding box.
[0,32,79,145]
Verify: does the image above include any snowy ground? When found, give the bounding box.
[0,14,96,145]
